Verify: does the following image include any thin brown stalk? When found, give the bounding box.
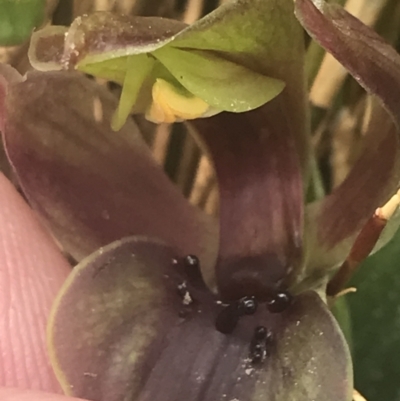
[327,211,386,297]
[326,189,400,297]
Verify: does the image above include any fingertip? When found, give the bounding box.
[0,388,86,401]
[0,174,71,391]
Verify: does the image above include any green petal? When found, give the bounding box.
[152,46,285,113]
[111,55,155,131]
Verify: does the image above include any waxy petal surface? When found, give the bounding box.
[185,0,308,300]
[49,237,352,401]
[0,68,217,279]
[295,0,400,271]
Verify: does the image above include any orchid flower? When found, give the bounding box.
[1,0,400,400]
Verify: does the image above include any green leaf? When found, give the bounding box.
[0,0,46,46]
[348,227,400,401]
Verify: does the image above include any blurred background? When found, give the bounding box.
[1,0,400,400]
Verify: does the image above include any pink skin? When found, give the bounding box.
[0,173,87,401]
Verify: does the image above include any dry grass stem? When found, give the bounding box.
[310,0,387,108]
[74,0,94,15]
[117,0,137,13]
[189,154,215,207]
[183,0,204,23]
[353,389,368,401]
[152,123,173,166]
[204,183,219,216]
[94,0,116,11]
[331,100,366,187]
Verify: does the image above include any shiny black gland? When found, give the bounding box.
[237,296,258,316]
[215,296,259,334]
[266,291,293,313]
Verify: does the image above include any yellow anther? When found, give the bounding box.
[146,78,210,123]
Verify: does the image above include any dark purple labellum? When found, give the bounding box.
[182,254,206,289]
[266,291,293,313]
[215,303,240,334]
